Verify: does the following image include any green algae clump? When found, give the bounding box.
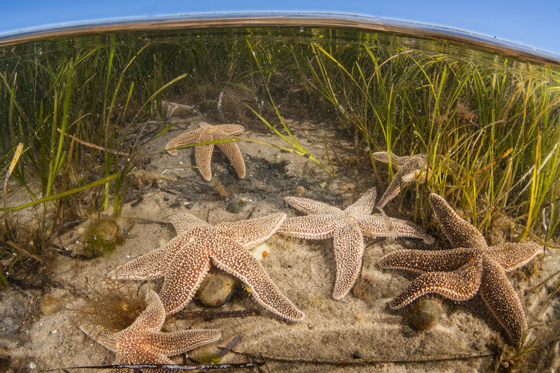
[83,216,133,258]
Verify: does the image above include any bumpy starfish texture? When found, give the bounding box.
[378,193,543,347]
[111,213,304,322]
[372,152,429,209]
[277,188,434,300]
[166,121,246,181]
[80,290,220,373]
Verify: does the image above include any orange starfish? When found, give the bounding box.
[79,290,220,372]
[379,193,543,347]
[111,213,304,321]
[166,122,245,181]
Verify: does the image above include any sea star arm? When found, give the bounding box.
[127,290,166,333]
[344,188,377,215]
[480,258,527,347]
[216,141,246,178]
[284,196,342,215]
[79,324,119,352]
[376,171,405,209]
[158,243,212,314]
[194,133,215,181]
[146,329,221,357]
[165,213,211,235]
[429,193,488,249]
[276,214,338,240]
[115,348,174,366]
[214,213,286,248]
[110,233,198,280]
[372,151,410,167]
[357,216,434,244]
[487,242,543,272]
[378,247,475,273]
[332,222,365,299]
[377,158,426,209]
[388,258,483,309]
[210,239,305,321]
[217,124,245,135]
[165,129,203,156]
[110,246,169,280]
[213,127,246,178]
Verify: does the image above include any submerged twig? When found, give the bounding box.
[44,362,264,371]
[174,309,258,320]
[226,349,494,366]
[219,334,243,358]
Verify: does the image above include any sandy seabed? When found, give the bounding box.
[1,101,559,373]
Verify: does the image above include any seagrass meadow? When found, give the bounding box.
[1,26,560,372]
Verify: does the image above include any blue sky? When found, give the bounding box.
[2,0,560,57]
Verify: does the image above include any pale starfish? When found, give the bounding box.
[80,290,220,373]
[111,213,304,321]
[166,122,245,181]
[277,188,434,300]
[372,152,429,209]
[378,193,543,347]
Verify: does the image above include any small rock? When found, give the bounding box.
[472,338,485,351]
[320,182,327,189]
[195,268,240,307]
[294,186,305,195]
[409,298,443,330]
[352,350,363,359]
[402,325,418,338]
[227,200,248,214]
[339,183,356,193]
[164,195,170,201]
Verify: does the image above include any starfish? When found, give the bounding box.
[111,213,304,322]
[80,290,220,372]
[372,152,430,209]
[166,121,246,181]
[277,188,434,300]
[378,193,543,347]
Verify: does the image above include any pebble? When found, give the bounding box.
[472,338,485,351]
[409,298,443,330]
[294,186,305,195]
[339,183,356,193]
[164,195,170,201]
[227,200,248,214]
[402,325,418,338]
[352,350,363,359]
[195,268,240,307]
